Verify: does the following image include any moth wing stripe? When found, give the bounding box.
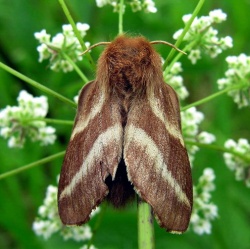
[60,124,122,200]
[149,93,184,146]
[125,124,190,208]
[71,93,105,140]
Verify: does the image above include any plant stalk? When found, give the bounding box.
[138,198,155,249]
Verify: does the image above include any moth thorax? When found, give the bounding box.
[107,51,156,96]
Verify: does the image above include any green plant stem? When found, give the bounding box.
[138,198,155,249]
[0,62,76,108]
[58,0,95,68]
[163,0,205,70]
[118,0,124,34]
[185,140,250,162]
[34,118,74,126]
[62,53,89,83]
[181,82,246,111]
[0,151,65,180]
[164,40,197,78]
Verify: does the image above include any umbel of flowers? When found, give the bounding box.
[0,90,56,148]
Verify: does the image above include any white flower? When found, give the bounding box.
[33,220,58,239]
[37,44,50,62]
[8,136,23,148]
[33,181,99,248]
[60,60,74,73]
[96,0,110,7]
[188,49,201,64]
[34,22,90,73]
[96,0,157,13]
[76,22,90,36]
[191,168,218,235]
[198,132,216,144]
[34,29,51,43]
[61,224,92,241]
[220,36,233,50]
[0,90,56,148]
[181,107,204,164]
[33,181,99,247]
[181,107,216,165]
[193,219,212,235]
[173,29,183,40]
[209,9,227,23]
[62,24,74,36]
[38,127,56,145]
[182,14,193,23]
[51,33,65,47]
[223,138,250,186]
[217,53,250,108]
[130,0,142,12]
[143,0,157,13]
[74,94,79,104]
[174,9,233,63]
[200,169,216,192]
[169,62,182,74]
[181,107,204,137]
[164,62,188,100]
[0,127,11,138]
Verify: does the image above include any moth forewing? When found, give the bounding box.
[124,83,192,233]
[58,81,124,225]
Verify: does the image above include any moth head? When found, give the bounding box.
[96,35,163,94]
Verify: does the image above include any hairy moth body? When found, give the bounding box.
[58,35,193,233]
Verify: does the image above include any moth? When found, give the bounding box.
[58,35,193,233]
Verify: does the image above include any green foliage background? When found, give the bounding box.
[0,0,250,248]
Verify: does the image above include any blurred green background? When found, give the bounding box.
[0,0,250,248]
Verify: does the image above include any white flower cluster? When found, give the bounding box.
[164,62,189,100]
[217,54,250,108]
[0,90,56,148]
[34,23,90,72]
[96,0,157,13]
[181,107,216,164]
[33,183,99,248]
[224,138,250,187]
[190,168,218,235]
[173,9,233,64]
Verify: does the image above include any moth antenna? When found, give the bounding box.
[80,42,111,56]
[150,41,186,55]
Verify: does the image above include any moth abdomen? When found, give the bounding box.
[105,159,135,208]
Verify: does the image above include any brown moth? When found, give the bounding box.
[58,35,193,233]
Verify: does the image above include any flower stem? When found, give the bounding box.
[138,198,155,249]
[0,151,65,180]
[0,62,76,108]
[164,39,197,78]
[118,0,124,34]
[58,0,95,68]
[185,140,250,162]
[163,0,205,70]
[181,83,245,111]
[62,53,89,83]
[33,118,74,126]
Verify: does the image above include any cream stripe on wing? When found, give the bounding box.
[70,93,105,140]
[125,124,190,208]
[60,124,123,200]
[148,93,184,146]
